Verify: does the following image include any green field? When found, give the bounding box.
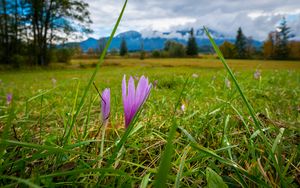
[71,58,300,70]
[0,58,300,187]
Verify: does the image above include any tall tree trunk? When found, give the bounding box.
[1,0,9,64]
[2,0,8,45]
[32,0,44,65]
[41,0,53,66]
[13,0,19,56]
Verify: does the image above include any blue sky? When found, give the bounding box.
[85,0,300,41]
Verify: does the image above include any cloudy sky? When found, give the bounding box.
[85,0,300,41]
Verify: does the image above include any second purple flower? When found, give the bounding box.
[101,88,110,123]
[122,75,152,128]
[7,93,13,105]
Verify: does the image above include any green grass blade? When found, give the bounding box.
[106,108,142,167]
[0,104,15,156]
[191,143,270,187]
[206,167,228,188]
[140,173,151,188]
[83,95,97,139]
[178,126,197,143]
[39,168,128,179]
[272,128,284,153]
[221,116,248,188]
[175,145,189,188]
[1,139,95,157]
[190,143,238,167]
[154,78,189,188]
[0,175,41,188]
[97,105,148,183]
[63,0,128,145]
[204,27,286,186]
[250,127,270,139]
[64,140,100,149]
[222,115,233,160]
[203,27,264,133]
[282,149,297,177]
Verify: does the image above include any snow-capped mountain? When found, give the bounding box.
[141,28,229,40]
[71,28,261,52]
[115,30,142,39]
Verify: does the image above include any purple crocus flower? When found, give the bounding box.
[122,75,152,128]
[101,88,110,123]
[6,93,12,105]
[254,70,261,80]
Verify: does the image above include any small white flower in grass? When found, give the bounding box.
[254,70,261,80]
[51,78,57,86]
[192,73,199,78]
[225,78,231,89]
[211,75,216,81]
[181,104,186,112]
[180,100,188,112]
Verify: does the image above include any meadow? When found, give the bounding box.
[0,58,300,187]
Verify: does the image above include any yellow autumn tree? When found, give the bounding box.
[288,41,300,60]
[219,41,237,59]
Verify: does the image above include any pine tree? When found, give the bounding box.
[274,17,291,59]
[234,27,248,59]
[186,28,198,56]
[263,32,276,59]
[119,38,128,56]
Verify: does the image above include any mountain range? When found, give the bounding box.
[67,28,262,52]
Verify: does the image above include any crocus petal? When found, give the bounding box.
[122,75,152,128]
[128,76,136,107]
[127,77,136,126]
[137,76,152,110]
[122,75,129,125]
[101,88,110,122]
[136,76,147,109]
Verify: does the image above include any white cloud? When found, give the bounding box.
[141,29,190,40]
[84,0,300,41]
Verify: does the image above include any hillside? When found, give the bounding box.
[68,28,262,52]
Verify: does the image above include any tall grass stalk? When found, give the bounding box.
[63,0,128,145]
[204,27,287,186]
[154,78,189,187]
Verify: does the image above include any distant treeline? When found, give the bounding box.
[82,18,299,61]
[0,0,91,66]
[76,28,214,59]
